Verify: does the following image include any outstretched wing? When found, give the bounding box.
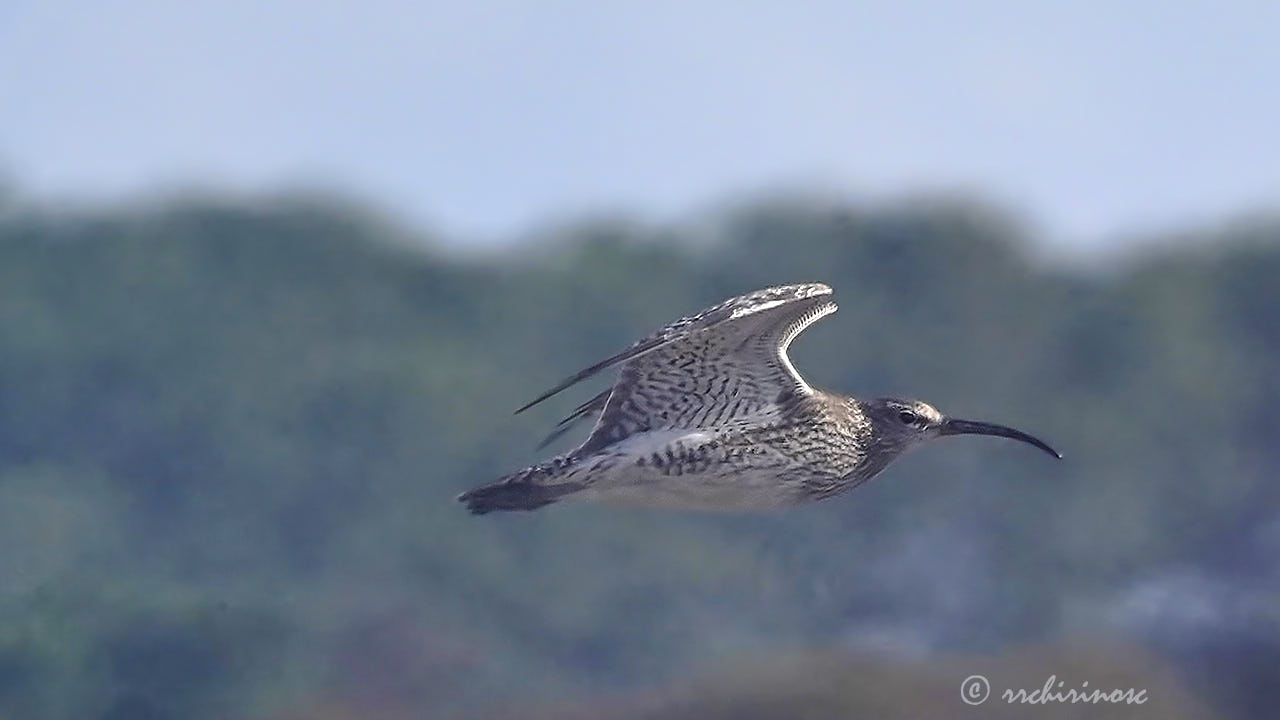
[518,283,837,452]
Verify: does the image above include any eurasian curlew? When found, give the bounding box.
[459,283,1059,514]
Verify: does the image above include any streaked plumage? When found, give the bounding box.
[459,283,1059,514]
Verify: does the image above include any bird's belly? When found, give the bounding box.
[574,465,805,512]
[564,429,814,511]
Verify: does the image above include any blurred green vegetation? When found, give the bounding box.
[0,193,1276,719]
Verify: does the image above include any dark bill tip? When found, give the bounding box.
[940,418,1062,459]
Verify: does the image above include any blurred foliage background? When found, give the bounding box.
[0,190,1276,719]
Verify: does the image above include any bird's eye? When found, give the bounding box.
[898,409,918,425]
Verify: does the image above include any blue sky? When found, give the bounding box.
[2,1,1278,250]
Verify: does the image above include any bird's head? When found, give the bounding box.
[861,397,1061,462]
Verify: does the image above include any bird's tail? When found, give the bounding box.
[458,457,585,515]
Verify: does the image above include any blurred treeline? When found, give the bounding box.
[0,192,1276,719]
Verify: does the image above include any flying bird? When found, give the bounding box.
[459,283,1059,515]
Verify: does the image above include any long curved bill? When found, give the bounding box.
[940,418,1062,459]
